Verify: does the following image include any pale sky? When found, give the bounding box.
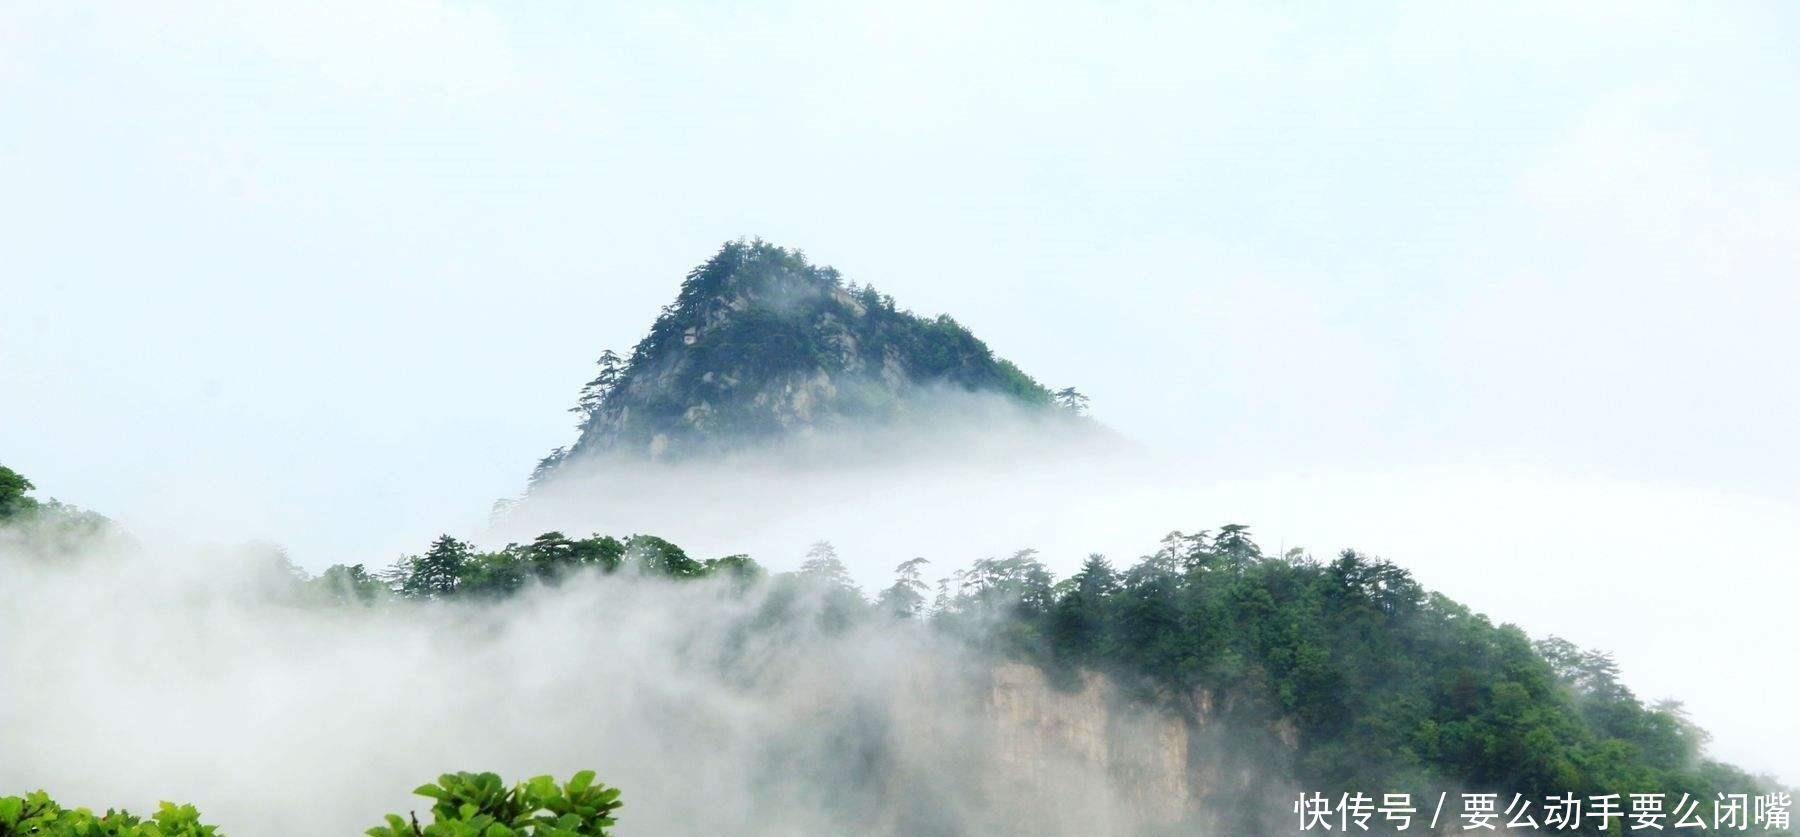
[3,2,1797,781]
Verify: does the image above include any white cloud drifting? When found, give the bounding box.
[2,0,1797,792]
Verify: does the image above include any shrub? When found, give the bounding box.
[0,772,619,837]
[0,791,217,836]
[367,771,621,837]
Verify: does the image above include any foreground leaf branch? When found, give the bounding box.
[0,772,620,837]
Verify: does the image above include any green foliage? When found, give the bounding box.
[290,530,755,606]
[1,773,621,837]
[1046,554,1118,661]
[367,772,621,837]
[701,552,764,584]
[622,534,702,578]
[454,548,531,599]
[875,557,931,619]
[398,536,474,599]
[311,563,387,606]
[0,465,110,542]
[0,791,217,836]
[521,532,625,580]
[926,526,1791,816]
[24,503,1774,827]
[570,351,623,425]
[0,465,37,521]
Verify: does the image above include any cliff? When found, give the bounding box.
[851,658,1296,836]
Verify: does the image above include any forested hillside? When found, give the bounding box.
[425,534,1789,826]
[2,463,1791,833]
[0,465,108,546]
[287,514,1787,833]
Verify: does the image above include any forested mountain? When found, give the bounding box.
[345,526,1789,834]
[535,240,1075,477]
[5,267,1792,834]
[3,450,1794,834]
[472,240,1795,831]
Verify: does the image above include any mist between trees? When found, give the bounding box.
[2,479,1789,836]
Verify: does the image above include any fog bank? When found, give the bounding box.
[0,526,1261,836]
[505,405,1800,785]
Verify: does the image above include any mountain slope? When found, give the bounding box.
[542,240,1063,470]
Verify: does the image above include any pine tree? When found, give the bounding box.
[401,535,473,598]
[799,541,856,592]
[876,557,932,618]
[529,447,567,489]
[1053,386,1090,416]
[572,350,624,424]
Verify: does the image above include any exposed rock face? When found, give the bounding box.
[607,616,1289,837]
[985,663,1195,827]
[850,659,1292,836]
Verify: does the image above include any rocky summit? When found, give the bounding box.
[539,240,1070,472]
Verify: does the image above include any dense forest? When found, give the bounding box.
[3,460,1795,833]
[5,462,1796,832]
[73,503,1720,834]
[7,433,1792,835]
[335,528,1787,831]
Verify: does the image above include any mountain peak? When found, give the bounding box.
[538,240,1065,473]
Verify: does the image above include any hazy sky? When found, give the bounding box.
[3,2,1798,780]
